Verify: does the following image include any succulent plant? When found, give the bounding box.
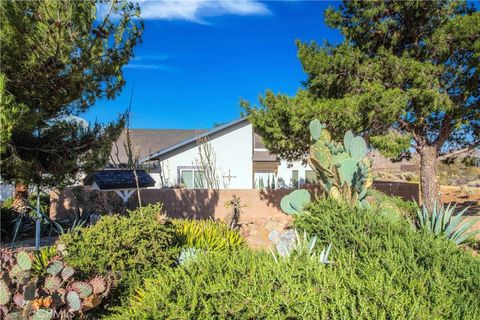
[280,189,311,215]
[60,266,74,281]
[271,229,333,265]
[16,251,32,271]
[67,291,81,312]
[0,279,11,305]
[32,309,53,320]
[0,248,110,319]
[280,121,373,214]
[89,277,107,295]
[307,120,372,208]
[178,247,202,266]
[69,281,93,298]
[46,261,64,277]
[44,276,62,292]
[416,203,480,244]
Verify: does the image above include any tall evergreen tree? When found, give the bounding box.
[244,0,479,210]
[0,0,143,211]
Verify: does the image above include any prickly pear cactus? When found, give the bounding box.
[32,308,53,320]
[61,266,74,281]
[307,120,373,208]
[67,291,81,312]
[16,251,32,271]
[89,277,107,295]
[280,189,311,215]
[46,261,64,276]
[0,248,109,319]
[69,282,93,298]
[0,279,11,305]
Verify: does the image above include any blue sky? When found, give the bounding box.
[83,1,342,129]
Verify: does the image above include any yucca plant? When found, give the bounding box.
[416,203,480,245]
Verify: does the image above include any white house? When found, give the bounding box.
[126,118,316,189]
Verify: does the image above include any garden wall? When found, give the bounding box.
[50,181,419,220]
[50,181,419,248]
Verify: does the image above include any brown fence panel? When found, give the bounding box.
[372,180,420,203]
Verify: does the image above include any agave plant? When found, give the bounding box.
[271,230,333,265]
[416,203,480,245]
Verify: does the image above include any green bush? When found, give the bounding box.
[368,189,418,220]
[110,199,480,319]
[174,219,245,251]
[59,203,180,300]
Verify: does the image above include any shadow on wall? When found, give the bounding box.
[139,189,219,220]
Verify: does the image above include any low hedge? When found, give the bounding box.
[109,199,480,319]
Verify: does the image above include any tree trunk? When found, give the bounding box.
[418,146,441,212]
[12,183,29,214]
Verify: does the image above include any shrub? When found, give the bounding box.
[107,250,337,320]
[294,198,480,318]
[174,219,245,251]
[110,199,480,319]
[59,203,180,300]
[368,188,418,220]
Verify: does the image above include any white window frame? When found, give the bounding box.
[177,166,206,189]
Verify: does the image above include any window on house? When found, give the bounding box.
[305,170,318,185]
[180,168,206,189]
[292,170,299,189]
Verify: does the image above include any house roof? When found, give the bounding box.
[84,169,155,190]
[110,128,205,165]
[140,118,249,162]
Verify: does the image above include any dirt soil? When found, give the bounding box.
[441,186,480,239]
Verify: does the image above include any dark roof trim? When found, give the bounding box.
[140,118,249,163]
[84,169,155,190]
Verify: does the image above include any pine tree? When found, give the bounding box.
[244,0,480,210]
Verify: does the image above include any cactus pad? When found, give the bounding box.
[280,189,311,215]
[89,277,107,295]
[23,281,37,301]
[13,293,25,307]
[61,266,75,281]
[0,279,11,305]
[70,281,93,298]
[67,291,81,312]
[32,309,53,320]
[44,276,62,292]
[46,261,64,276]
[16,251,32,271]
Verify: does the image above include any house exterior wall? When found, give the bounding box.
[150,121,254,189]
[147,121,317,190]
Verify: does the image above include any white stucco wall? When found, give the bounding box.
[150,122,253,189]
[276,160,313,189]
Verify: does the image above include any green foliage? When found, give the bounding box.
[370,132,412,160]
[244,1,480,209]
[108,197,480,319]
[0,0,143,188]
[280,189,311,215]
[367,189,418,221]
[0,248,110,319]
[416,204,480,245]
[175,219,245,251]
[59,203,180,300]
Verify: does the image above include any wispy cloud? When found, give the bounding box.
[138,0,271,22]
[131,54,170,62]
[124,63,176,72]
